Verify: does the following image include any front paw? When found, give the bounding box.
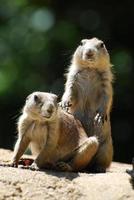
[11,160,18,168]
[94,109,107,125]
[60,99,72,112]
[94,113,104,125]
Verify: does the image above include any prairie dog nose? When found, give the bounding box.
[85,49,94,58]
[47,104,54,114]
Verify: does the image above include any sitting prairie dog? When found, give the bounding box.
[12,92,99,172]
[61,37,113,172]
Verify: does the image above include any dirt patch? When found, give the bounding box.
[0,149,133,200]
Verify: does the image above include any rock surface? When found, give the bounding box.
[0,149,133,200]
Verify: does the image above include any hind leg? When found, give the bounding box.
[89,136,113,173]
[97,137,113,171]
[56,136,99,172]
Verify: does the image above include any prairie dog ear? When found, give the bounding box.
[26,94,32,101]
[51,94,60,103]
[57,95,61,103]
[80,39,88,46]
[53,94,58,100]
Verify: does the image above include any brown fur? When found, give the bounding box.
[12,92,99,172]
[61,38,113,172]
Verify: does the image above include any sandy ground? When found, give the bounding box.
[0,148,133,200]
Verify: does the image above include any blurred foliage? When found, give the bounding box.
[0,0,134,163]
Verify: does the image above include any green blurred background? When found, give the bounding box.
[0,0,133,163]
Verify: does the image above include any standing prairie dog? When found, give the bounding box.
[12,92,99,172]
[61,38,113,172]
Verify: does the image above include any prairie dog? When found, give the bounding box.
[12,92,99,172]
[61,38,113,172]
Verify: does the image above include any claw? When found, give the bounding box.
[12,161,18,168]
[94,109,107,125]
[94,113,103,125]
[60,100,72,113]
[65,101,72,108]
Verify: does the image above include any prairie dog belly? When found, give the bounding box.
[75,70,102,110]
[29,122,48,156]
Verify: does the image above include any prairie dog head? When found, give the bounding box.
[72,37,111,70]
[23,92,58,122]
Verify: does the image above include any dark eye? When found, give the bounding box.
[99,42,104,48]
